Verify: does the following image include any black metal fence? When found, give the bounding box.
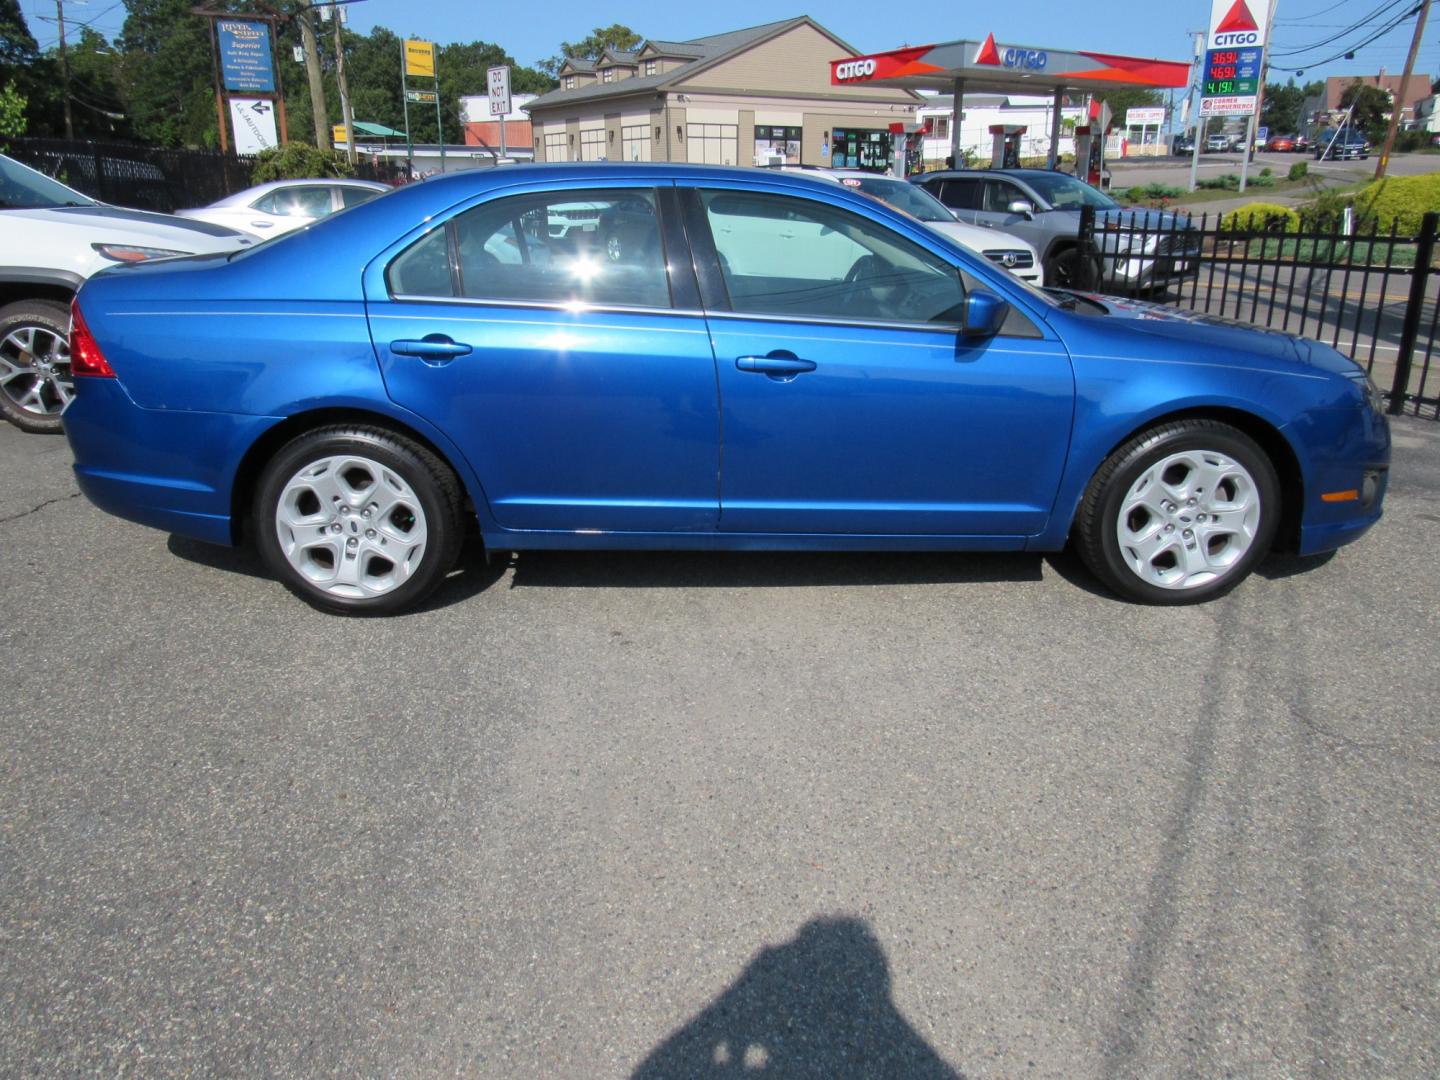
[1078,206,1440,421]
[6,137,400,214]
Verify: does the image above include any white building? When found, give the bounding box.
[915,93,1086,167]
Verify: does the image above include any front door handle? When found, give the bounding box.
[390,335,473,359]
[736,355,816,375]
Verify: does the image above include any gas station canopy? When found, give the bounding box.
[829,35,1191,96]
[830,35,1191,170]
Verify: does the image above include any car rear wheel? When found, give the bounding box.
[1076,420,1280,604]
[254,426,464,614]
[0,300,73,434]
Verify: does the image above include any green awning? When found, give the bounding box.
[352,121,406,138]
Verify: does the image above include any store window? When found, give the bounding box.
[830,128,891,172]
[753,125,802,164]
[932,116,949,141]
[579,129,607,161]
[621,124,651,162]
[544,131,568,162]
[686,123,738,166]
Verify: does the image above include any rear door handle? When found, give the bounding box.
[736,355,816,375]
[390,335,473,359]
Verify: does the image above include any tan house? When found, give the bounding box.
[524,16,921,169]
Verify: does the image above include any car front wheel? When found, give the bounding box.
[0,300,73,433]
[1076,420,1280,604]
[254,425,465,614]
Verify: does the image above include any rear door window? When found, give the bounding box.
[386,188,671,309]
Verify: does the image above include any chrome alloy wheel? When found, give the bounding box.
[273,455,428,599]
[0,323,73,417]
[1115,449,1261,590]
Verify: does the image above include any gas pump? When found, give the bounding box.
[988,125,1026,169]
[888,119,931,176]
[1074,125,1104,186]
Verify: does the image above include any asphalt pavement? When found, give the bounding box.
[2,415,1438,1077]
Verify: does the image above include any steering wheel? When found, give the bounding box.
[844,254,881,285]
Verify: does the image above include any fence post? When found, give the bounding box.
[90,140,105,203]
[1077,205,1096,290]
[1388,210,1438,415]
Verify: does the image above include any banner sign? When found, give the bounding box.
[228,97,279,155]
[217,19,276,94]
[404,39,435,78]
[1126,107,1166,126]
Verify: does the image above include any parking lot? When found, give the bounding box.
[3,416,1439,1076]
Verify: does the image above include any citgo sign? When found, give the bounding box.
[834,58,878,80]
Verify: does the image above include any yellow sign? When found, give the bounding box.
[404,39,435,78]
[332,123,347,145]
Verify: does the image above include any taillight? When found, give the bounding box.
[70,298,115,378]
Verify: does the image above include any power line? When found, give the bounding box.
[1271,2,1426,70]
[1270,0,1411,56]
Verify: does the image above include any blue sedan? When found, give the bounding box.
[64,164,1389,613]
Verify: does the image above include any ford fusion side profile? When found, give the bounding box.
[65,164,1389,614]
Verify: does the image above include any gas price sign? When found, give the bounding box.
[1202,47,1261,97]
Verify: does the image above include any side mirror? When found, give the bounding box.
[1008,199,1035,219]
[962,288,1010,338]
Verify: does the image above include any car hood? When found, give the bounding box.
[7,205,253,252]
[1052,206,1191,230]
[925,218,1036,256]
[1067,292,1362,373]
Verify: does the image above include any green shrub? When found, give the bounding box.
[1393,129,1431,153]
[251,142,354,183]
[1260,166,1272,177]
[1221,202,1300,232]
[1196,173,1241,191]
[1353,172,1440,233]
[1250,172,1276,188]
[1287,160,1308,181]
[1121,181,1185,204]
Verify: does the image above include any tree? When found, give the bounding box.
[117,0,227,147]
[58,27,133,139]
[540,23,643,76]
[0,79,25,142]
[1339,82,1393,139]
[1262,80,1306,133]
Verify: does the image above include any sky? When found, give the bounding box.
[21,0,1440,91]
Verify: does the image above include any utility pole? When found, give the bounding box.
[298,10,330,149]
[329,3,355,163]
[1375,0,1431,180]
[1186,29,1205,192]
[55,0,74,139]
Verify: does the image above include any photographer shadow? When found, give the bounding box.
[632,917,964,1079]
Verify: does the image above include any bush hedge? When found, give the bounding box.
[1221,202,1301,232]
[251,142,355,183]
[1354,172,1440,233]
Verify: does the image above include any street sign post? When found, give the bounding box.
[401,38,443,175]
[488,65,512,160]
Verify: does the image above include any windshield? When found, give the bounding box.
[845,177,955,223]
[0,154,96,209]
[1018,172,1120,212]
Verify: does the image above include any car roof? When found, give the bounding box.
[203,177,390,208]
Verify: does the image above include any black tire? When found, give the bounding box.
[1044,245,1102,290]
[1076,420,1280,605]
[0,299,72,434]
[253,425,465,615]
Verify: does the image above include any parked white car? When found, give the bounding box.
[176,179,391,238]
[0,153,254,432]
[787,168,1044,286]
